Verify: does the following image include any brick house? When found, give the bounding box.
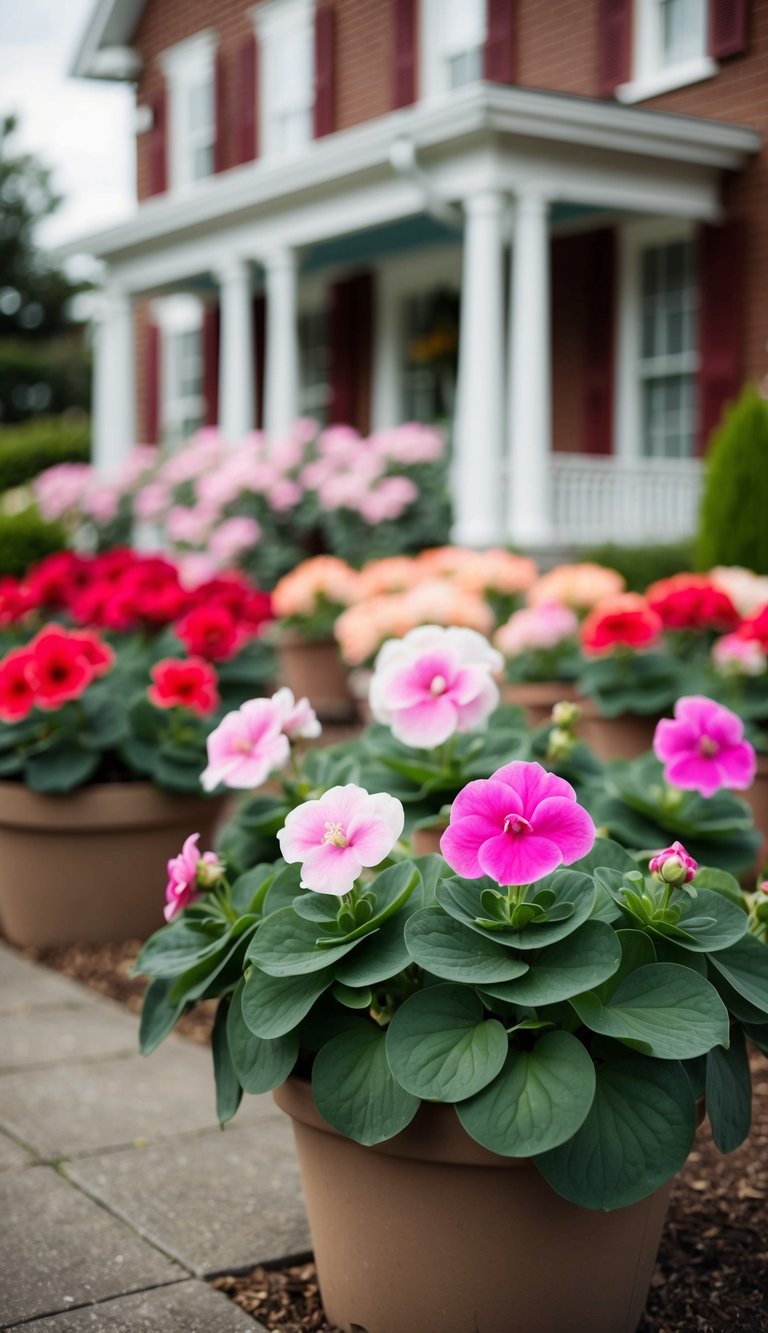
[67,0,764,548]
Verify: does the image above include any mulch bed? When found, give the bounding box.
[20,939,768,1333]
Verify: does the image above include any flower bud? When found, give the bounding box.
[196,852,225,889]
[546,726,576,761]
[551,700,581,729]
[649,841,697,886]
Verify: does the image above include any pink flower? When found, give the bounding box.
[164,832,222,922]
[440,761,596,886]
[653,695,757,798]
[371,423,445,464]
[649,841,698,886]
[201,697,290,791]
[166,505,217,545]
[369,625,502,748]
[208,516,262,564]
[268,479,304,512]
[358,476,418,524]
[134,482,171,521]
[271,686,321,740]
[278,784,404,895]
[712,632,767,678]
[495,603,579,658]
[34,463,94,520]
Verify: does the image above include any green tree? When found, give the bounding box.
[696,385,768,574]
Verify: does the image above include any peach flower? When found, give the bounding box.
[527,563,625,612]
[272,556,361,620]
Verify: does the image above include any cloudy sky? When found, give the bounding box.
[0,0,135,251]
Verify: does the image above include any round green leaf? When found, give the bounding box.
[246,906,359,976]
[405,908,529,984]
[536,1055,696,1209]
[438,871,595,950]
[707,931,768,1017]
[226,979,298,1094]
[334,912,412,986]
[571,963,730,1059]
[654,888,748,954]
[312,1025,420,1145]
[241,966,334,1039]
[386,983,508,1102]
[457,1032,596,1156]
[480,921,620,1006]
[705,1026,751,1153]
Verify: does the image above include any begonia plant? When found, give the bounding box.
[577,592,688,717]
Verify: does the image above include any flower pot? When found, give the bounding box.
[577,698,660,762]
[743,752,768,869]
[410,823,447,856]
[348,668,373,725]
[274,1077,672,1333]
[0,782,225,949]
[276,632,355,722]
[500,680,582,730]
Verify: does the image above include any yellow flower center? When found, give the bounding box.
[323,821,349,848]
[430,675,447,696]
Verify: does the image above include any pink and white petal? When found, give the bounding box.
[664,752,722,797]
[278,800,332,861]
[445,627,504,672]
[451,777,523,825]
[477,832,563,886]
[347,814,398,866]
[448,664,491,707]
[315,784,374,831]
[454,676,499,733]
[719,741,757,790]
[390,696,458,748]
[300,843,362,895]
[360,791,405,841]
[529,796,596,864]
[491,761,576,814]
[439,816,495,877]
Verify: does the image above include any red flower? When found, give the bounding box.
[738,602,768,651]
[26,552,90,609]
[69,630,116,678]
[174,603,246,661]
[27,628,95,709]
[581,594,663,655]
[0,649,36,722]
[148,657,220,716]
[115,560,189,627]
[191,577,273,631]
[646,574,740,633]
[0,578,36,627]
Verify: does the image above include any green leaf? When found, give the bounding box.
[168,915,258,1004]
[241,966,334,1039]
[333,912,412,987]
[693,867,747,909]
[458,1032,595,1156]
[708,932,768,1017]
[25,740,99,793]
[705,1026,751,1153]
[247,906,359,976]
[312,1025,420,1145]
[135,921,222,979]
[138,977,185,1055]
[572,837,638,877]
[386,983,508,1102]
[571,963,730,1060]
[262,863,303,914]
[479,921,621,1007]
[226,979,297,1094]
[332,982,373,1009]
[653,888,748,954]
[212,997,242,1126]
[405,908,529,985]
[312,862,420,947]
[231,864,277,916]
[536,1055,696,1210]
[438,871,595,950]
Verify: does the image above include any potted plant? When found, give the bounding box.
[271,555,362,722]
[0,549,273,947]
[709,600,768,859]
[494,600,583,726]
[137,741,768,1333]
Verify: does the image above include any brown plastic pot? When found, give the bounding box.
[0,781,225,948]
[274,1077,672,1333]
[276,631,355,722]
[577,698,660,762]
[500,680,583,730]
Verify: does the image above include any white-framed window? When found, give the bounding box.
[617,0,716,103]
[299,307,330,423]
[253,0,315,158]
[161,31,217,189]
[153,296,207,445]
[421,0,487,99]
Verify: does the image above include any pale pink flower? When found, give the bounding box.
[453,549,539,598]
[34,463,94,520]
[176,552,219,589]
[653,695,757,798]
[495,603,579,658]
[318,425,361,460]
[166,505,217,545]
[160,435,223,484]
[134,482,171,521]
[268,479,303,512]
[649,841,697,886]
[164,832,222,922]
[291,417,320,446]
[208,516,262,564]
[119,445,158,488]
[369,625,503,748]
[440,762,595,886]
[201,698,290,791]
[712,632,767,677]
[82,483,120,524]
[278,784,404,895]
[300,458,337,490]
[271,435,305,469]
[371,423,445,464]
[358,476,418,524]
[271,686,321,740]
[710,566,768,617]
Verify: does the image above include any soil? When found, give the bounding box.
[19,939,768,1333]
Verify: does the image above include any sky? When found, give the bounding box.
[0,0,135,255]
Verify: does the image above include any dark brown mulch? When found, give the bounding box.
[19,940,768,1332]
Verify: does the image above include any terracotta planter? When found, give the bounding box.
[743,753,768,868]
[348,669,373,725]
[274,1077,671,1333]
[276,632,355,722]
[577,698,660,762]
[0,782,225,949]
[410,823,447,856]
[500,680,583,730]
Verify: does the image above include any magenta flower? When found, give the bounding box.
[649,841,697,886]
[278,784,405,895]
[272,686,322,740]
[653,695,756,799]
[369,625,502,749]
[164,832,221,922]
[440,761,595,887]
[201,697,290,791]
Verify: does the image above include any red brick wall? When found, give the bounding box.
[517,0,598,95]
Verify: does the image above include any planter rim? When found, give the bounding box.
[503,680,581,704]
[274,629,337,649]
[0,779,222,833]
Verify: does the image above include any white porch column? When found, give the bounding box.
[452,191,506,546]
[507,189,552,545]
[371,266,400,431]
[92,285,135,474]
[264,247,299,440]
[217,258,255,442]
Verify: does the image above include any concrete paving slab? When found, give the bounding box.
[0,1046,279,1159]
[12,1280,266,1332]
[0,1128,34,1171]
[0,1166,182,1327]
[67,1117,309,1276]
[0,1004,139,1071]
[0,945,98,1015]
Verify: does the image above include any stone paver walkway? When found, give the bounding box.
[0,943,310,1331]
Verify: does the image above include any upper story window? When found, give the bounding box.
[254,0,315,158]
[638,238,698,459]
[421,0,487,98]
[618,0,716,102]
[161,31,216,189]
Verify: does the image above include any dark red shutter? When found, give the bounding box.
[581,229,616,456]
[597,0,632,96]
[329,272,373,432]
[484,0,517,84]
[235,32,259,163]
[709,0,749,57]
[697,221,746,454]
[202,304,220,427]
[214,48,228,173]
[146,322,161,444]
[392,0,417,108]
[253,294,266,429]
[147,87,167,195]
[314,4,336,139]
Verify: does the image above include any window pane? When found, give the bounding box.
[660,0,705,66]
[401,288,459,423]
[299,309,330,423]
[447,47,483,89]
[443,0,485,53]
[641,374,696,458]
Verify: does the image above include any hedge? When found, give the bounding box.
[0,416,90,493]
[0,508,68,577]
[696,386,768,575]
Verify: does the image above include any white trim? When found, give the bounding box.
[160,31,217,193]
[251,0,316,160]
[616,55,717,103]
[420,0,487,101]
[618,0,716,104]
[70,0,146,79]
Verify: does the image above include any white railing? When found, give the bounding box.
[549,453,703,545]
